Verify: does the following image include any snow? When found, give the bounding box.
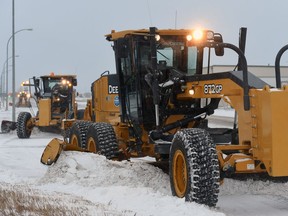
[1,104,288,215]
[213,108,235,118]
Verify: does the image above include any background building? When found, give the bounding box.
[204,65,288,87]
[203,65,288,108]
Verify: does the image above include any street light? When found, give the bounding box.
[2,55,19,106]
[6,28,33,112]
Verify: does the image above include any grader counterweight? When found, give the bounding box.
[41,27,288,207]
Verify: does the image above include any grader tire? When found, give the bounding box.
[69,121,92,149]
[17,112,33,138]
[86,122,118,159]
[169,128,220,207]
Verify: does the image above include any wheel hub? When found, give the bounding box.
[173,149,188,197]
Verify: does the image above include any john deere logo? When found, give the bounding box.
[114,96,120,107]
[108,85,118,94]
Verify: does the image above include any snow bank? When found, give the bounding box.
[0,181,133,216]
[40,152,170,194]
[37,152,225,216]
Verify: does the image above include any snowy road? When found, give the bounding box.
[1,105,288,215]
[219,195,288,216]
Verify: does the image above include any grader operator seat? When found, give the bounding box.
[51,83,69,113]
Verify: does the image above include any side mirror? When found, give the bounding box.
[214,33,224,56]
[72,78,77,86]
[35,78,40,87]
[116,38,129,58]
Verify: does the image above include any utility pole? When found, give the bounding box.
[12,0,16,121]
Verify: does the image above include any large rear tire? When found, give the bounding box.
[69,121,91,149]
[17,112,33,138]
[86,122,118,159]
[169,128,220,207]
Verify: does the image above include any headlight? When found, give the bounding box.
[61,79,72,87]
[186,30,215,42]
[186,35,193,41]
[155,34,161,41]
[61,79,67,85]
[189,89,195,95]
[192,30,203,41]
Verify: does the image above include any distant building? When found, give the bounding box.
[203,65,288,87]
[203,65,288,108]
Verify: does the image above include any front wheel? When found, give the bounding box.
[169,128,220,207]
[17,112,34,138]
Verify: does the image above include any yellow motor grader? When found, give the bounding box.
[1,74,82,137]
[41,27,288,207]
[16,91,31,107]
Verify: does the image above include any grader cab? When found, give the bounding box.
[41,27,288,207]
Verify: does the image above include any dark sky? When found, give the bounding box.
[1,0,288,93]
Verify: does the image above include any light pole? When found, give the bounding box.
[9,0,33,121]
[1,66,4,107]
[2,55,19,107]
[6,23,32,113]
[12,0,15,121]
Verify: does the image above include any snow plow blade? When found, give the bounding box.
[40,138,65,165]
[40,138,85,165]
[1,120,17,133]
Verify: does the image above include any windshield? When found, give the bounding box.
[42,77,72,93]
[156,36,198,75]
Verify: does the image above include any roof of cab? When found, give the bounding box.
[105,28,210,41]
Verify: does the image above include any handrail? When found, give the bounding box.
[203,42,250,111]
[101,70,110,76]
[275,44,288,88]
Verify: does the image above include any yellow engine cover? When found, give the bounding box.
[92,74,120,124]
[38,99,51,126]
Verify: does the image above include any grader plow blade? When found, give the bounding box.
[1,120,17,133]
[41,138,85,165]
[41,138,65,165]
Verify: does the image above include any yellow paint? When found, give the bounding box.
[38,99,51,126]
[178,78,252,145]
[250,87,288,176]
